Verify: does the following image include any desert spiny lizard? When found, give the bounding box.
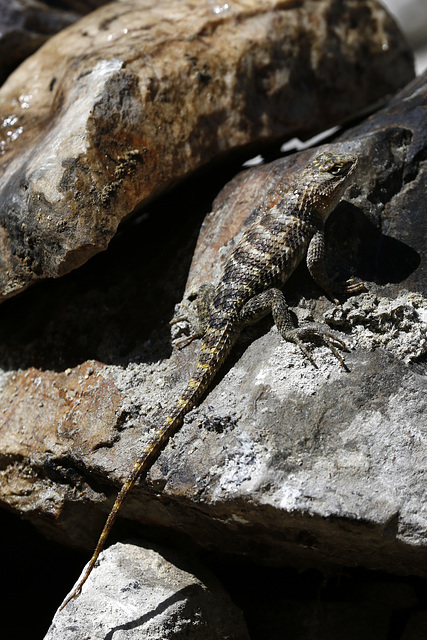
[61,149,363,608]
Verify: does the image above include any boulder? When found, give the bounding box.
[0,0,414,301]
[0,69,426,585]
[46,541,250,640]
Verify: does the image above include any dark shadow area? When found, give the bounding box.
[326,204,420,286]
[208,558,427,640]
[0,205,190,371]
[105,584,203,639]
[0,508,86,639]
[0,188,420,378]
[0,161,240,373]
[2,507,427,640]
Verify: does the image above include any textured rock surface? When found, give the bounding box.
[4,504,427,639]
[186,69,427,297]
[0,0,414,301]
[0,360,126,545]
[45,541,249,640]
[1,68,426,593]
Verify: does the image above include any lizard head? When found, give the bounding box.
[304,150,358,220]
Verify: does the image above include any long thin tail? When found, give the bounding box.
[60,326,233,609]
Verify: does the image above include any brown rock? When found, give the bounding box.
[0,361,125,545]
[0,0,414,301]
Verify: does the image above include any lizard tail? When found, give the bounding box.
[60,325,234,610]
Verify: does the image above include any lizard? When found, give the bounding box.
[60,149,362,609]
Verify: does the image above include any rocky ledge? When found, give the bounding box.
[0,1,425,638]
[38,68,427,637]
[0,0,414,301]
[0,61,425,566]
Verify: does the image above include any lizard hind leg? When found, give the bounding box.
[306,229,365,302]
[239,288,348,369]
[171,283,216,348]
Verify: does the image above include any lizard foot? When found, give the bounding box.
[333,277,366,297]
[173,333,201,349]
[282,323,349,371]
[170,284,215,348]
[170,301,203,348]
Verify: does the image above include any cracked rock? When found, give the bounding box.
[324,291,427,363]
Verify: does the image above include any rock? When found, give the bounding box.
[161,72,427,578]
[1,26,427,633]
[45,541,250,640]
[186,69,427,297]
[0,0,82,85]
[0,0,414,302]
[1,68,426,591]
[0,361,126,546]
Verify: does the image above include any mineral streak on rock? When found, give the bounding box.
[0,0,414,301]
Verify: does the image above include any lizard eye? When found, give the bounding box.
[328,161,353,177]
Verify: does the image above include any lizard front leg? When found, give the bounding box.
[306,229,365,303]
[239,288,348,369]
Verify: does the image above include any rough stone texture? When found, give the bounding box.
[0,360,126,546]
[185,69,427,298]
[1,51,427,640]
[0,0,414,302]
[45,541,249,640]
[4,503,427,639]
[1,69,426,597]
[324,291,427,363]
[0,0,80,85]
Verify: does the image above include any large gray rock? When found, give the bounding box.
[0,0,414,301]
[46,541,249,640]
[1,70,426,589]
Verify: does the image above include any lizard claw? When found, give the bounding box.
[331,277,366,299]
[283,323,349,370]
[170,301,204,348]
[173,333,200,349]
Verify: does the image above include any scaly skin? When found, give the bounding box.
[61,150,360,609]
